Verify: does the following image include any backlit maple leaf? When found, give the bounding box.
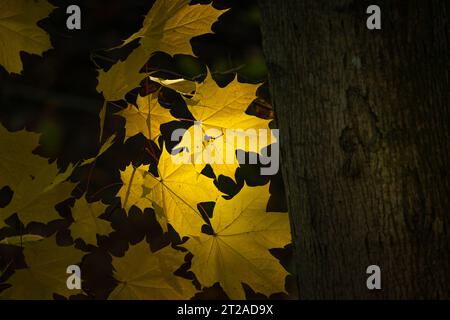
[143,147,220,237]
[109,241,197,300]
[184,183,291,299]
[0,126,75,228]
[0,236,84,300]
[96,0,224,103]
[70,197,113,245]
[119,93,176,142]
[177,73,276,179]
[0,0,54,74]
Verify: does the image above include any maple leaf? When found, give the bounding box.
[0,126,47,191]
[117,164,153,214]
[177,73,275,179]
[0,127,76,228]
[123,0,224,57]
[176,125,240,180]
[0,236,84,300]
[96,46,149,103]
[1,162,75,227]
[0,0,54,74]
[116,146,219,236]
[118,93,176,142]
[96,47,148,141]
[183,183,291,300]
[185,73,267,132]
[143,147,220,237]
[109,241,197,300]
[70,197,113,245]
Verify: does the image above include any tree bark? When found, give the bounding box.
[259,0,450,299]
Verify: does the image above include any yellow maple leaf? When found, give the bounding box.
[177,73,275,179]
[149,76,196,95]
[186,73,267,131]
[143,147,220,237]
[96,0,224,103]
[117,164,153,214]
[0,126,47,191]
[70,197,113,245]
[0,127,76,228]
[116,148,220,236]
[109,241,197,300]
[123,0,224,57]
[1,170,75,227]
[0,0,54,74]
[96,46,149,102]
[183,183,291,300]
[0,236,84,300]
[176,125,240,179]
[119,93,176,142]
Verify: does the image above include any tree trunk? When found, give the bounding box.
[259,0,450,299]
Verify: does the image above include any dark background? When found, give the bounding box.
[0,0,296,299]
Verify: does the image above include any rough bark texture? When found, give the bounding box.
[259,0,450,299]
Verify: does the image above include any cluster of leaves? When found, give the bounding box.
[0,0,291,300]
